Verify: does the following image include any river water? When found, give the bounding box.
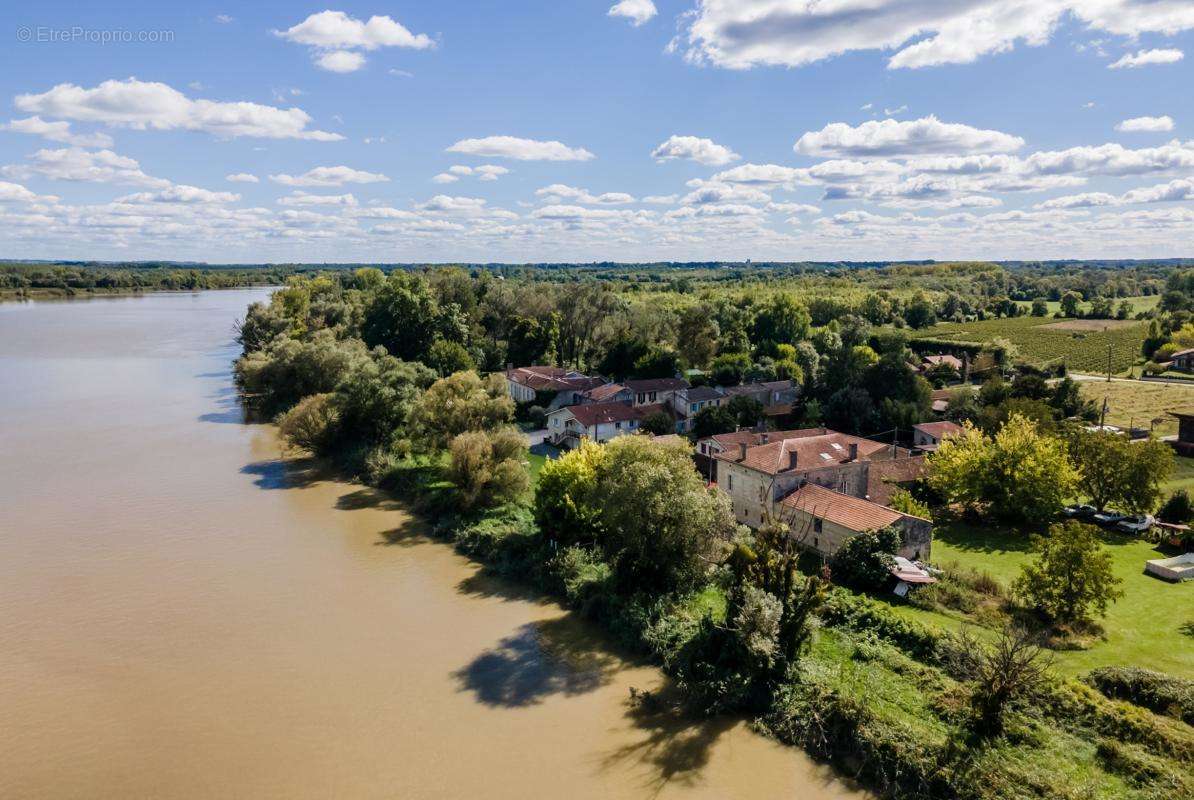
[0,289,864,799]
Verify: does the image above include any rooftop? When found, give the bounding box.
[556,401,644,427]
[506,366,602,393]
[781,483,906,533]
[585,382,627,402]
[913,421,964,440]
[718,431,891,474]
[685,385,725,402]
[625,377,690,392]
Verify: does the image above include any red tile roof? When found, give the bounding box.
[913,421,964,440]
[585,382,628,402]
[720,432,890,475]
[706,427,828,450]
[781,483,904,533]
[866,457,927,505]
[923,354,963,370]
[506,366,602,393]
[558,401,643,427]
[625,377,689,392]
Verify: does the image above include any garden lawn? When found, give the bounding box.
[525,452,548,487]
[1162,455,1194,495]
[1077,379,1194,437]
[923,519,1194,679]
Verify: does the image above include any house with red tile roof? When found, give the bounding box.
[504,365,604,407]
[713,430,930,559]
[912,421,964,451]
[545,401,644,449]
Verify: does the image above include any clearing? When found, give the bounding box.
[1078,378,1194,437]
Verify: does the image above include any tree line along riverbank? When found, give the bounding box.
[231,269,1192,800]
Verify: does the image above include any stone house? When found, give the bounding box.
[545,401,644,449]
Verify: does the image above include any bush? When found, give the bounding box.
[830,528,901,591]
[448,427,530,510]
[1158,490,1194,524]
[1086,667,1193,725]
[277,392,339,454]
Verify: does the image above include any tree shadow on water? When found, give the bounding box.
[453,617,622,708]
[598,688,735,796]
[240,457,329,490]
[455,570,553,605]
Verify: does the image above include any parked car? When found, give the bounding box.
[1092,510,1127,526]
[1116,514,1154,534]
[1063,504,1097,519]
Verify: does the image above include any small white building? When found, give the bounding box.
[546,402,644,449]
[912,421,964,450]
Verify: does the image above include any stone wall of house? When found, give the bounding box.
[717,459,870,528]
[895,516,933,561]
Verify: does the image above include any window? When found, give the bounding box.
[728,475,734,491]
[615,422,621,429]
[813,517,823,533]
[814,537,819,549]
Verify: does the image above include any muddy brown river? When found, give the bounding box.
[0,289,864,799]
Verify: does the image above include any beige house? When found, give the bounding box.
[912,421,964,451]
[504,366,604,407]
[545,401,643,449]
[714,430,930,560]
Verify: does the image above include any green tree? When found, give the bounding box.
[1158,489,1194,524]
[944,627,1051,739]
[332,351,434,448]
[1014,521,1124,626]
[427,338,476,376]
[534,440,607,547]
[448,427,530,510]
[640,410,675,436]
[710,352,752,385]
[676,305,719,368]
[412,371,514,450]
[1030,297,1049,317]
[927,416,1079,523]
[277,393,339,454]
[1060,291,1082,318]
[903,292,938,328]
[361,273,441,362]
[751,293,811,352]
[726,395,765,428]
[591,436,739,594]
[1069,430,1173,513]
[829,528,901,591]
[692,405,737,439]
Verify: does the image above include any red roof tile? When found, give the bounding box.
[719,432,891,475]
[558,401,643,427]
[913,421,964,440]
[781,483,904,533]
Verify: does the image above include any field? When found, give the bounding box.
[899,519,1194,678]
[1014,295,1161,316]
[1077,378,1194,437]
[913,314,1147,374]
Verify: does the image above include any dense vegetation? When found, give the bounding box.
[0,261,303,298]
[225,262,1193,800]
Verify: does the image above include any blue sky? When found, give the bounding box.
[1,1,1193,262]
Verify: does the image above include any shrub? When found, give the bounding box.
[448,427,530,510]
[1158,489,1194,524]
[830,528,901,591]
[1086,667,1193,725]
[1014,521,1124,626]
[277,392,339,454]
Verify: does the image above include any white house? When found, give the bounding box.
[545,401,644,449]
[504,365,604,407]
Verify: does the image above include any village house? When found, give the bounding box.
[919,354,964,374]
[675,385,726,432]
[504,365,604,408]
[1168,348,1194,372]
[624,377,690,408]
[912,420,964,451]
[713,430,930,560]
[720,379,799,408]
[780,483,933,562]
[580,382,633,405]
[545,401,644,449]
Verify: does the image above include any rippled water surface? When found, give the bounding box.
[0,289,865,799]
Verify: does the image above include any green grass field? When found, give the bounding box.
[911,519,1194,678]
[1078,378,1194,437]
[914,313,1149,374]
[1014,295,1160,316]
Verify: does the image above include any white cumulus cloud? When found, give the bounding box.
[680,1,1194,71]
[275,10,434,71]
[226,173,259,183]
[608,0,657,27]
[1116,116,1175,133]
[2,116,113,148]
[269,165,389,186]
[651,134,740,165]
[2,147,169,187]
[794,116,1024,158]
[447,136,595,161]
[535,184,635,205]
[277,191,359,207]
[15,78,342,141]
[1108,48,1184,69]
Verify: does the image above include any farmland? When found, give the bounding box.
[1077,378,1194,436]
[912,314,1148,374]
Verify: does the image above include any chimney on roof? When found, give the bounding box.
[761,432,770,444]
[739,442,748,461]
[849,442,858,461]
[787,447,798,472]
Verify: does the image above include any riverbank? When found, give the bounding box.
[0,289,866,800]
[0,284,280,302]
